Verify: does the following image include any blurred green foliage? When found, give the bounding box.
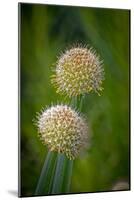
[20,3,130,196]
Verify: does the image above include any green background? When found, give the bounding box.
[20,3,130,197]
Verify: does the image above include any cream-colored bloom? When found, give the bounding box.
[51,46,104,97]
[36,105,89,159]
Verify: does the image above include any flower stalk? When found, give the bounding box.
[51,154,68,194]
[35,152,73,195]
[35,151,57,195]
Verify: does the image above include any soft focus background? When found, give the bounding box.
[20,3,130,196]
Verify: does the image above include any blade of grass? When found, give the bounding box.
[35,151,57,195]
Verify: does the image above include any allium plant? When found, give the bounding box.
[34,44,104,196]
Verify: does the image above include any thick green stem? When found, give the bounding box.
[51,153,66,194]
[79,95,84,112]
[70,96,77,108]
[35,151,56,195]
[62,159,73,193]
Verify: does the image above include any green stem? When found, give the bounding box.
[70,96,77,108]
[51,153,66,194]
[47,155,57,194]
[62,159,73,193]
[35,151,57,195]
[79,95,85,112]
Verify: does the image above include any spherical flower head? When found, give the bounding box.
[36,105,89,160]
[51,45,104,97]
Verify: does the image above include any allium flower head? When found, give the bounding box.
[36,105,89,160]
[51,45,104,97]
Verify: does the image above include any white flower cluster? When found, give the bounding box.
[51,46,104,97]
[37,105,89,159]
